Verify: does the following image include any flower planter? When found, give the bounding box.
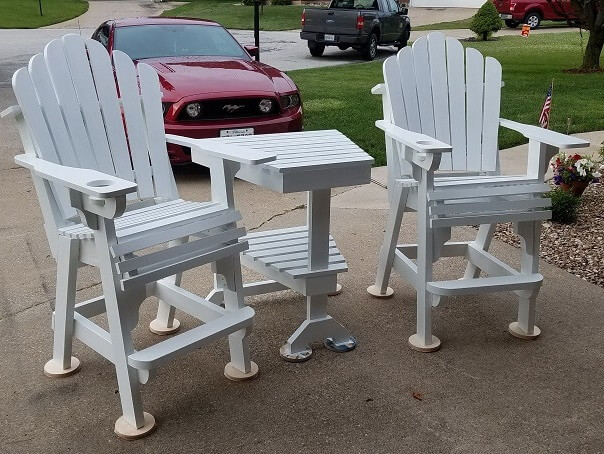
[560,180,590,196]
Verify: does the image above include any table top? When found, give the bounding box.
[192,130,374,193]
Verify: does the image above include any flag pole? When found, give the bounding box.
[549,78,554,129]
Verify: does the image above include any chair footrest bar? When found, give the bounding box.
[427,274,543,296]
[128,307,255,370]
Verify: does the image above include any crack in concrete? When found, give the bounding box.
[248,204,305,231]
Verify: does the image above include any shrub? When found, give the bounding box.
[242,0,268,5]
[272,0,292,4]
[547,188,581,224]
[470,1,502,41]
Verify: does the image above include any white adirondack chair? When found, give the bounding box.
[2,35,274,438]
[367,32,589,352]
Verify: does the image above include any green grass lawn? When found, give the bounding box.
[162,0,306,31]
[0,0,88,28]
[288,33,604,166]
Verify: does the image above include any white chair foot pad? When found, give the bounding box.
[224,361,259,381]
[149,318,181,335]
[328,283,343,296]
[367,285,394,298]
[114,412,156,439]
[408,334,441,352]
[279,345,313,362]
[508,322,541,339]
[44,357,81,378]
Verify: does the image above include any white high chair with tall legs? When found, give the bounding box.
[367,32,589,352]
[2,34,274,438]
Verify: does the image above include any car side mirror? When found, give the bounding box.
[399,7,408,15]
[244,45,259,57]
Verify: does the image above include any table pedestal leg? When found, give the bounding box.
[279,189,356,362]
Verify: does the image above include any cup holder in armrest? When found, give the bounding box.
[87,180,113,188]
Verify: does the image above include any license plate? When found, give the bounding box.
[500,14,512,19]
[220,128,254,137]
[324,34,335,42]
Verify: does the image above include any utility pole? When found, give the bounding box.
[39,0,43,16]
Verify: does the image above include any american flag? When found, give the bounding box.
[539,82,553,129]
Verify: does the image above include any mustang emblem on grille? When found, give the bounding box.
[222,104,245,113]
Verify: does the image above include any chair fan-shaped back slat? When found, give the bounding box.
[384,32,502,174]
[44,39,99,171]
[84,38,135,184]
[427,33,451,170]
[465,47,485,171]
[398,47,421,132]
[445,37,467,170]
[138,63,177,197]
[12,67,76,219]
[112,50,155,199]
[482,57,502,171]
[412,37,436,139]
[62,35,116,176]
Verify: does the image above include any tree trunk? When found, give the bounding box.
[482,32,488,41]
[581,28,604,70]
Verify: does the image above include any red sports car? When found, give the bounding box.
[91,17,303,164]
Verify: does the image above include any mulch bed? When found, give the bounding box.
[492,182,604,288]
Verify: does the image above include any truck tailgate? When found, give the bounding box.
[303,8,361,35]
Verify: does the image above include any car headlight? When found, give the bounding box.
[280,93,301,109]
[258,98,274,114]
[185,102,202,118]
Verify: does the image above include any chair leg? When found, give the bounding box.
[215,256,259,381]
[44,236,81,378]
[463,223,496,279]
[509,221,542,339]
[409,179,440,353]
[149,238,188,335]
[367,182,409,298]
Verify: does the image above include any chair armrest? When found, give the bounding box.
[499,119,590,150]
[14,154,138,199]
[371,84,386,95]
[166,134,277,166]
[376,120,452,154]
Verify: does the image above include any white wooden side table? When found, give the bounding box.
[187,130,374,361]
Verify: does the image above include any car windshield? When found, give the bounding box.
[330,0,378,9]
[113,24,250,60]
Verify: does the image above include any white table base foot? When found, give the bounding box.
[408,334,441,352]
[114,412,156,439]
[508,322,541,340]
[224,361,260,381]
[367,285,394,298]
[44,357,81,378]
[149,318,180,335]
[324,336,356,352]
[280,344,313,362]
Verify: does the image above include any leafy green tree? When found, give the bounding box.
[470,1,502,41]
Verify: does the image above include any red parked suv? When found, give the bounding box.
[493,0,579,29]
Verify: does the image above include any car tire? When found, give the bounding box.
[338,44,350,50]
[361,32,378,61]
[505,19,520,28]
[524,12,541,29]
[308,41,325,57]
[396,27,410,50]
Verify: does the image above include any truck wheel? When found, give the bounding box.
[505,19,519,28]
[361,32,378,61]
[338,45,350,51]
[524,12,541,29]
[308,41,325,57]
[396,28,410,50]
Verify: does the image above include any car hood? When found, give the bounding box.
[142,57,297,102]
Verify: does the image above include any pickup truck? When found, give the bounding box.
[300,0,411,61]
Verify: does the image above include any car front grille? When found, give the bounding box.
[178,97,280,121]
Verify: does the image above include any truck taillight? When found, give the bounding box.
[356,14,364,29]
[510,2,516,10]
[301,9,306,27]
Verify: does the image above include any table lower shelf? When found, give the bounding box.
[240,226,348,297]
